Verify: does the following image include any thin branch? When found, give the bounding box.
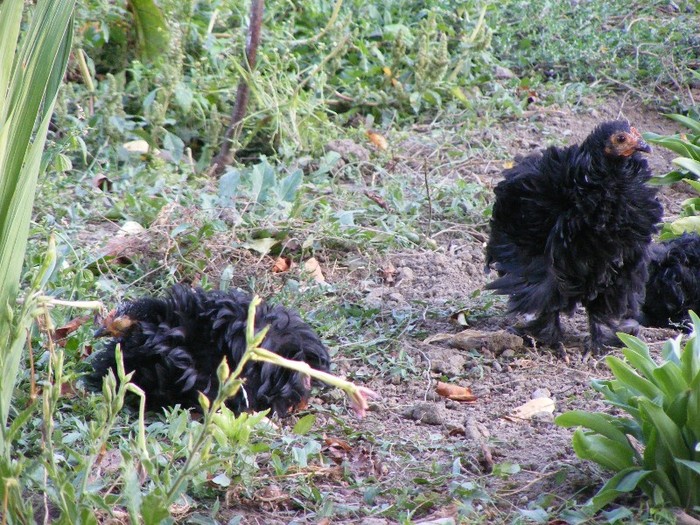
[209,0,265,177]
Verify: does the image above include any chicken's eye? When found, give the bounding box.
[616,135,627,144]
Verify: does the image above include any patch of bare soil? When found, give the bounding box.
[301,96,691,523]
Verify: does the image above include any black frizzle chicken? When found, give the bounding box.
[485,120,662,354]
[88,285,331,415]
[641,233,700,330]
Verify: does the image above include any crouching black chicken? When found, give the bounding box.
[87,285,331,415]
[641,233,700,329]
[485,120,663,354]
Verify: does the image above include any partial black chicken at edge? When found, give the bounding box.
[485,120,663,354]
[87,285,331,415]
[641,233,700,330]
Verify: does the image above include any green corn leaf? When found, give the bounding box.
[667,114,700,135]
[555,411,632,447]
[572,430,636,472]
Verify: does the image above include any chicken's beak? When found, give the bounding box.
[94,326,109,338]
[631,127,652,154]
[635,139,652,154]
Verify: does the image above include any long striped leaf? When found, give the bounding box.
[0,0,76,441]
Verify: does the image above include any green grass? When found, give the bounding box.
[7,0,700,522]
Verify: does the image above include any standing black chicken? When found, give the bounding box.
[485,120,662,354]
[641,233,700,329]
[87,285,331,415]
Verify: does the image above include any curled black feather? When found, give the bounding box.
[485,120,663,352]
[641,233,700,330]
[87,285,331,415]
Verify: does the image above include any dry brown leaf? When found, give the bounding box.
[60,382,79,399]
[272,256,291,273]
[450,310,470,326]
[364,189,390,211]
[380,262,396,284]
[98,221,147,264]
[366,130,388,150]
[92,173,112,192]
[53,315,91,346]
[435,381,477,403]
[324,437,353,452]
[303,257,326,283]
[506,397,555,421]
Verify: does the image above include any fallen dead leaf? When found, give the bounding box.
[92,173,112,192]
[303,257,326,283]
[450,310,470,326]
[364,189,390,211]
[53,315,91,346]
[505,397,555,422]
[435,381,477,403]
[60,382,79,399]
[424,329,524,355]
[366,130,388,151]
[272,256,291,273]
[322,438,386,479]
[379,262,396,284]
[324,437,353,452]
[97,221,148,264]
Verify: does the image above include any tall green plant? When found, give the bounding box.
[556,314,700,511]
[0,0,76,451]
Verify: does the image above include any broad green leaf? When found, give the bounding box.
[242,237,278,255]
[673,157,700,178]
[0,0,75,439]
[590,468,651,511]
[649,170,686,186]
[555,411,632,446]
[0,0,23,115]
[129,0,169,62]
[619,334,657,381]
[667,114,700,135]
[665,390,689,428]
[645,132,700,160]
[676,459,700,477]
[606,356,663,401]
[292,414,317,435]
[276,170,303,203]
[651,361,687,398]
[665,216,700,236]
[572,430,636,472]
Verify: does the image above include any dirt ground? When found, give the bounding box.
[96,95,691,523]
[260,96,690,524]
